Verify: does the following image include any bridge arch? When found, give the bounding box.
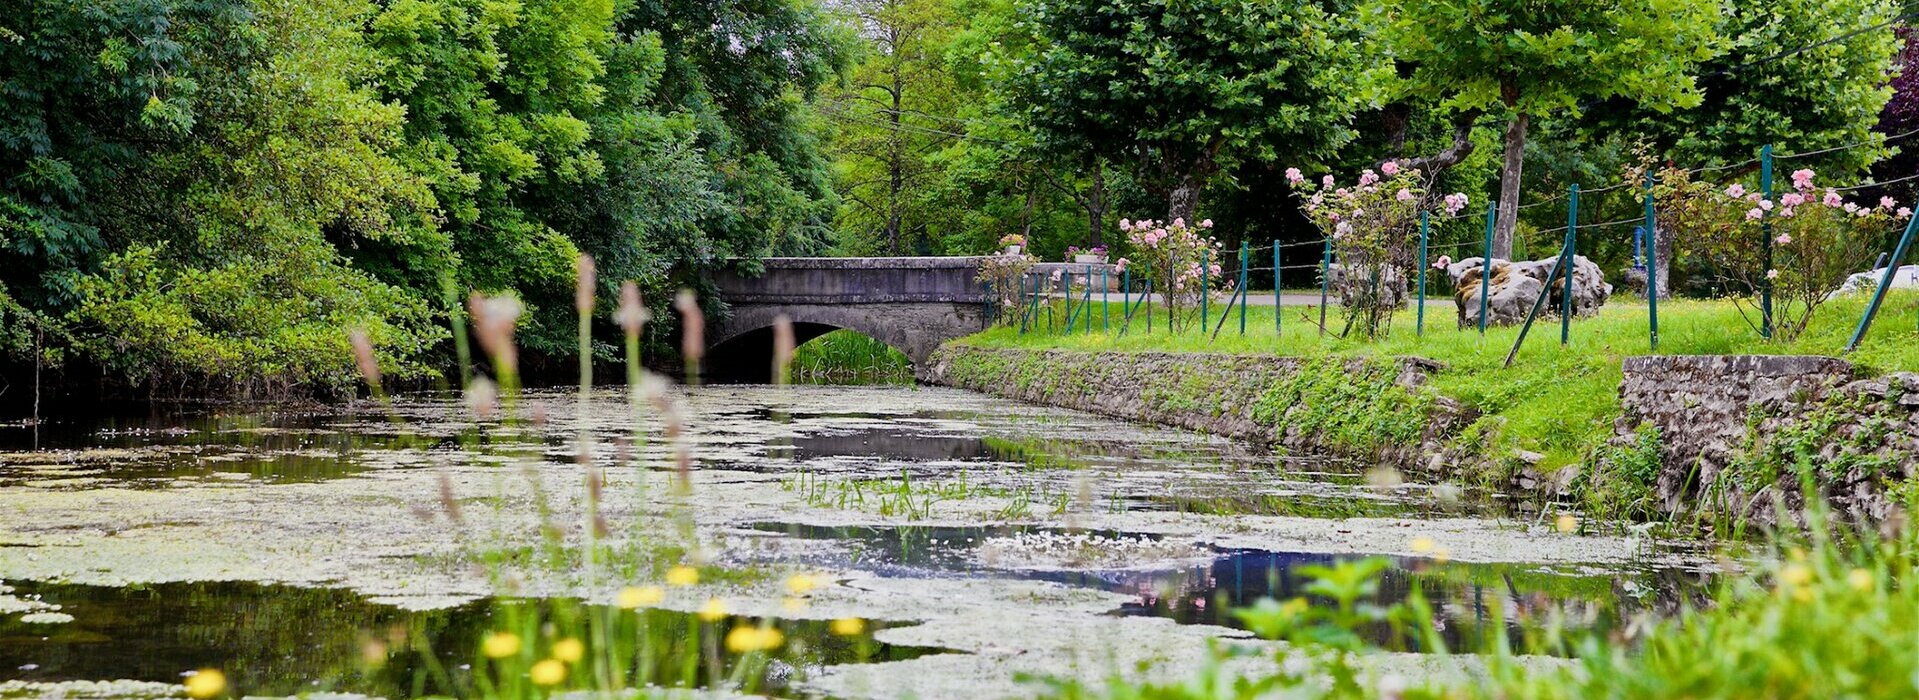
[708,257,989,380]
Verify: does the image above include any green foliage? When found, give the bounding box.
[1250,357,1435,455]
[1583,424,1665,520]
[790,330,913,383]
[1006,0,1365,220]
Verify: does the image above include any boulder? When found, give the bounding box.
[1834,265,1919,297]
[1446,254,1612,327]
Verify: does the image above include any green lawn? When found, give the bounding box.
[958,292,1919,471]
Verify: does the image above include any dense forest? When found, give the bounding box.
[0,0,1912,403]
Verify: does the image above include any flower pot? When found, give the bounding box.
[1005,245,1023,256]
[1074,254,1107,264]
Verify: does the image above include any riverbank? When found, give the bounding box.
[930,295,1919,525]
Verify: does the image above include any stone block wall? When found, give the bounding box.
[1615,355,1919,522]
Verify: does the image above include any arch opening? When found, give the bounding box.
[703,322,913,383]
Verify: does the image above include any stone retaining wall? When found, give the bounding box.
[916,345,1475,470]
[1614,355,1919,523]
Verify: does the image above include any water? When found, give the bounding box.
[0,384,1700,692]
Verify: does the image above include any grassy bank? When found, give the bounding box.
[958,292,1919,472]
[791,330,913,383]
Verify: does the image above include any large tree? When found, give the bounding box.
[1006,0,1366,223]
[1371,0,1721,258]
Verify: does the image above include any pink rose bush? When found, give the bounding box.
[1119,217,1224,330]
[1285,161,1468,338]
[1651,163,1905,341]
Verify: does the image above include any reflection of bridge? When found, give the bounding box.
[709,257,990,375]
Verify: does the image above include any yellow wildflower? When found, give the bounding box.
[1554,514,1579,533]
[1848,568,1874,591]
[482,632,522,659]
[183,669,226,699]
[529,658,567,686]
[1779,563,1813,587]
[698,597,729,622]
[1409,536,1436,554]
[830,617,867,636]
[551,638,585,664]
[1433,546,1452,564]
[666,565,700,586]
[785,572,820,595]
[725,625,786,653]
[618,585,664,609]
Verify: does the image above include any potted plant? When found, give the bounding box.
[1069,245,1109,264]
[999,234,1026,255]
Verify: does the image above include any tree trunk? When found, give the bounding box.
[1653,223,1673,300]
[1494,110,1528,260]
[1167,177,1200,224]
[1086,161,1106,245]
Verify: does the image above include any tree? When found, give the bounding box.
[821,0,967,254]
[1007,0,1365,223]
[1371,0,1722,258]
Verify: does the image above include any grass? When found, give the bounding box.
[791,329,912,383]
[963,291,1919,472]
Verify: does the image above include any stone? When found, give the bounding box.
[1446,255,1613,328]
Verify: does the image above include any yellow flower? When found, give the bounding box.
[785,573,820,595]
[1779,564,1813,587]
[183,669,226,699]
[1554,514,1579,534]
[666,565,700,586]
[551,638,585,664]
[698,597,728,622]
[782,596,807,614]
[481,631,522,659]
[1848,568,1874,591]
[830,617,867,636]
[618,585,664,609]
[725,625,786,653]
[529,658,567,686]
[1409,536,1436,554]
[1432,546,1452,564]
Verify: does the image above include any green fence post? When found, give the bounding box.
[1479,203,1495,335]
[1201,248,1211,335]
[1238,241,1249,335]
[1019,272,1029,334]
[1644,170,1660,352]
[1846,205,1919,352]
[1318,238,1331,337]
[1760,143,1775,340]
[1416,210,1429,337]
[1560,184,1579,346]
[1083,269,1092,335]
[1504,239,1571,368]
[1273,239,1281,337]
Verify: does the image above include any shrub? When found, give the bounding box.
[1286,163,1467,339]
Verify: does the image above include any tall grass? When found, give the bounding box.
[791,329,913,383]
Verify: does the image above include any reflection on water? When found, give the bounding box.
[0,580,938,697]
[739,522,1709,652]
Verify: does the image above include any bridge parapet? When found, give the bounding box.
[713,257,988,305]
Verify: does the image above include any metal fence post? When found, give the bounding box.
[1102,266,1110,333]
[1846,205,1919,352]
[1318,238,1331,337]
[1416,210,1429,337]
[1273,239,1281,337]
[1644,171,1660,352]
[1082,270,1092,335]
[1560,184,1579,346]
[1201,248,1211,335]
[1238,241,1248,335]
[1760,143,1775,339]
[1479,203,1495,335]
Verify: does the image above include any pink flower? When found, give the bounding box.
[1747,192,1763,202]
[1845,202,1859,213]
[1358,170,1379,186]
[1767,269,1780,280]
[1200,219,1213,228]
[1758,199,1773,211]
[1285,168,1304,185]
[1791,169,1815,190]
[1172,217,1185,228]
[1322,175,1335,188]
[1119,218,1131,230]
[1115,257,1130,272]
[1857,207,1872,217]
[1745,208,1764,220]
[1726,183,1746,198]
[1396,188,1415,202]
[1781,193,1805,207]
[1882,196,1899,210]
[1050,269,1063,282]
[1825,190,1844,207]
[1381,161,1401,176]
[1780,207,1796,218]
[1334,221,1352,239]
[1775,233,1792,245]
[1900,207,1913,219]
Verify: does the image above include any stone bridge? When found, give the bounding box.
[709,257,990,376]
